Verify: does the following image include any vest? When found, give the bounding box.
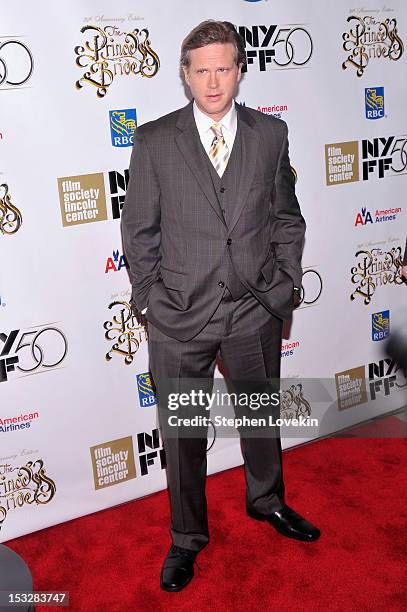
[205,123,248,300]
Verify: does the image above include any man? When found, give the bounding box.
[121,20,320,592]
[403,238,407,280]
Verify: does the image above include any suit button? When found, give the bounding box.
[218,281,225,288]
[220,187,225,193]
[227,238,232,245]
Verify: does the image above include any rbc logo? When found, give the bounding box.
[371,310,390,341]
[109,109,137,147]
[365,87,384,120]
[137,372,157,407]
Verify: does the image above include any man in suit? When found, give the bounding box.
[121,20,320,592]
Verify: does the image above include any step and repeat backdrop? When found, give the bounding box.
[1,0,406,541]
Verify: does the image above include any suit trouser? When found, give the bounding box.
[147,288,285,552]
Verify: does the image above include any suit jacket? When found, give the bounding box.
[121,101,306,341]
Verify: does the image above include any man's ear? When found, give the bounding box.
[237,64,242,82]
[182,65,190,86]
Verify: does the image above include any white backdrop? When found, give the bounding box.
[1,0,406,541]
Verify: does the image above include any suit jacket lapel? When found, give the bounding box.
[228,103,260,234]
[175,102,226,225]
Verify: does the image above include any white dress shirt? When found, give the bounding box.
[193,99,238,154]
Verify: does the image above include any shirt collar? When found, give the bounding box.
[193,100,237,137]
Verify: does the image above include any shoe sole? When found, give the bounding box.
[246,508,321,542]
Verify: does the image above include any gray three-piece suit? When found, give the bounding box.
[121,100,306,551]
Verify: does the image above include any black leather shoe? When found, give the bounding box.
[160,544,198,592]
[247,504,321,542]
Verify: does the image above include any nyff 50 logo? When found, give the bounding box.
[0,38,34,89]
[137,428,166,476]
[237,25,312,71]
[0,325,68,382]
[362,136,407,180]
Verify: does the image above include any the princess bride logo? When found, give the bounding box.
[0,459,56,531]
[103,300,148,364]
[0,183,22,236]
[350,244,403,305]
[280,383,312,419]
[342,15,404,77]
[74,25,160,97]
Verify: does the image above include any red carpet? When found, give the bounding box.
[6,434,407,612]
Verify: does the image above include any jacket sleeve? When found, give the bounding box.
[120,127,161,311]
[270,121,306,289]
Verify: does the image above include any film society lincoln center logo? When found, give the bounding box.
[325,141,359,185]
[335,366,367,411]
[336,358,406,411]
[57,173,107,227]
[325,135,407,186]
[90,436,136,490]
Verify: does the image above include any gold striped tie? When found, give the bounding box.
[209,123,229,177]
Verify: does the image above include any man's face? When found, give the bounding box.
[183,42,242,121]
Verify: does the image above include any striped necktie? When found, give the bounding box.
[209,123,229,177]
